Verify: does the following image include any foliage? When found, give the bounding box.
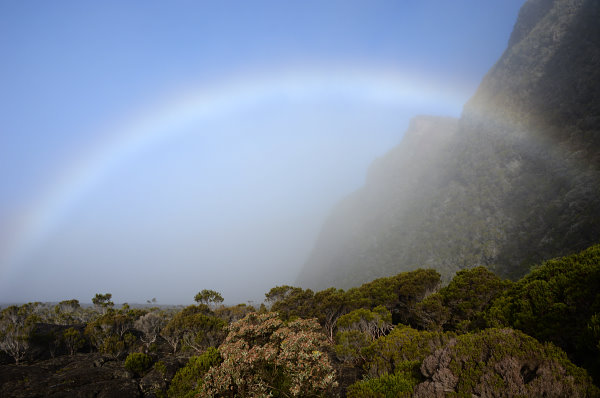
[337,306,393,340]
[214,303,256,323]
[92,293,114,313]
[194,290,224,307]
[334,330,370,365]
[53,299,83,325]
[84,312,138,358]
[415,328,600,397]
[362,325,455,378]
[392,269,442,324]
[124,352,153,377]
[167,347,222,398]
[485,244,600,382]
[415,266,511,332]
[313,287,348,342]
[161,305,226,354]
[265,285,315,321]
[134,312,165,351]
[347,361,421,398]
[338,269,441,327]
[154,360,167,376]
[0,304,40,364]
[413,293,449,331]
[63,327,85,355]
[202,312,337,397]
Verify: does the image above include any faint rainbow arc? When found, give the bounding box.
[0,68,468,279]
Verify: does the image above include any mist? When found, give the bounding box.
[0,1,524,306]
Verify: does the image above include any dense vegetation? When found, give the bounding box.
[1,243,599,396]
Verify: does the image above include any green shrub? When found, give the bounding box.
[363,325,455,377]
[167,347,221,398]
[124,352,153,376]
[63,327,85,355]
[347,361,421,398]
[414,328,599,397]
[485,243,600,382]
[154,360,167,377]
[335,330,370,365]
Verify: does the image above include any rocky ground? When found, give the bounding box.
[0,353,184,398]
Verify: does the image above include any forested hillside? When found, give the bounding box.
[298,0,600,290]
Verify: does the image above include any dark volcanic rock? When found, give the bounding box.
[0,354,140,398]
[139,356,183,397]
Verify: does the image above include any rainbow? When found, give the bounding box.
[0,66,469,282]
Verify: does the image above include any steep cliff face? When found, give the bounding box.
[297,0,600,290]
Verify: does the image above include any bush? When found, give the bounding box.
[347,362,420,398]
[167,347,221,398]
[124,352,153,377]
[485,244,600,382]
[418,266,511,332]
[335,330,370,365]
[363,325,455,378]
[202,312,337,397]
[154,360,167,377]
[414,328,599,397]
[63,327,85,355]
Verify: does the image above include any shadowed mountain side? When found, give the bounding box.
[297,116,459,290]
[297,0,600,290]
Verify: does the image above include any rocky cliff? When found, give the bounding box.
[298,0,600,290]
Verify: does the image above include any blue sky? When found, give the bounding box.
[0,0,524,305]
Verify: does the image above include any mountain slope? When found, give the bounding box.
[298,0,600,290]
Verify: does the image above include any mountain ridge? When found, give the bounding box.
[297,0,600,290]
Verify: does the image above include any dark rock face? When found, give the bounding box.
[0,352,187,398]
[0,354,181,398]
[138,356,182,397]
[0,354,141,398]
[298,0,600,289]
[0,354,140,398]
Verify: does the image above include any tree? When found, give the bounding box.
[63,327,85,355]
[92,293,114,314]
[134,312,165,352]
[53,299,82,325]
[161,305,225,354]
[392,269,441,325]
[334,330,370,366]
[0,304,39,364]
[194,290,224,308]
[202,312,337,397]
[337,306,393,341]
[414,266,510,333]
[362,325,455,378]
[84,312,137,358]
[313,287,349,343]
[264,285,315,320]
[414,293,450,331]
[214,303,256,323]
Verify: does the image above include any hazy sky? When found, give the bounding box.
[0,0,524,305]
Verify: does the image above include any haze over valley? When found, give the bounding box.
[0,1,523,305]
